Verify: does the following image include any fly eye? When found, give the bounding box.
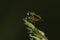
[34,15,40,19]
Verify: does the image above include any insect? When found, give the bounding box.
[26,12,42,22]
[23,12,48,40]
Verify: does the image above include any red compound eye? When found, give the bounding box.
[30,15,42,21]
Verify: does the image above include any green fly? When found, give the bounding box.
[23,12,48,40]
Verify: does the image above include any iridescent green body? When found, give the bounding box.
[23,19,48,40]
